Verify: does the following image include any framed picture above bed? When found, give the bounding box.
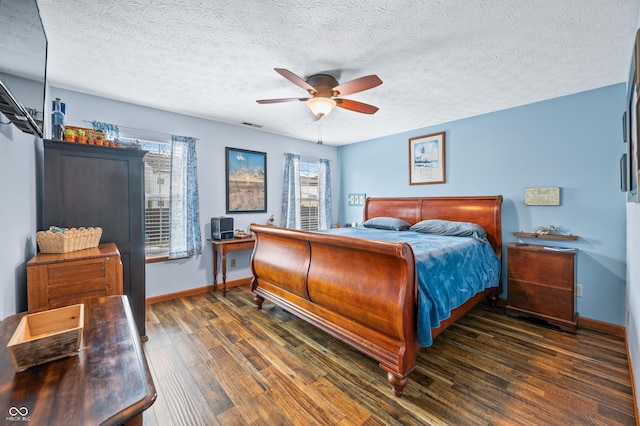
[409,131,446,185]
[225,147,267,213]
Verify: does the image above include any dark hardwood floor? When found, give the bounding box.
[141,285,636,425]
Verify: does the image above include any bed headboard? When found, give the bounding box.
[363,196,503,259]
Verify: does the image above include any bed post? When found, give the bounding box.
[388,373,409,397]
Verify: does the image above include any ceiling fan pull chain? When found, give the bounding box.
[317,121,323,145]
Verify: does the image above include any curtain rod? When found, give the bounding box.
[83,120,199,141]
[284,153,331,163]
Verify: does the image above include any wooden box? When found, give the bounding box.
[6,304,84,371]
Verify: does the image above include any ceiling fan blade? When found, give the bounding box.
[335,99,379,114]
[256,97,308,104]
[333,75,382,96]
[274,68,316,93]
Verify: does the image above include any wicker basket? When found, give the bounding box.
[36,227,102,253]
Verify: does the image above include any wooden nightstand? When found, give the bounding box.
[505,243,578,332]
[27,243,123,313]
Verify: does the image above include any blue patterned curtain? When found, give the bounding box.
[90,121,119,140]
[281,153,301,229]
[169,135,202,259]
[318,158,332,230]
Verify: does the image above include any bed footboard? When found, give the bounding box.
[249,224,418,396]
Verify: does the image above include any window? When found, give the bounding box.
[300,161,319,231]
[120,137,171,254]
[282,154,332,231]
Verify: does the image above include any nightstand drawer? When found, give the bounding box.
[508,248,574,289]
[508,279,575,322]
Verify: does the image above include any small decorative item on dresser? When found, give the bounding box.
[6,303,84,371]
[36,226,102,253]
[533,225,558,235]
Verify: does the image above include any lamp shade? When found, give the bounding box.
[306,97,336,117]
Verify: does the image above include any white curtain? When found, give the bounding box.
[168,135,202,259]
[281,153,301,229]
[318,158,332,230]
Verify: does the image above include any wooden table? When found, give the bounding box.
[209,237,255,296]
[0,295,156,425]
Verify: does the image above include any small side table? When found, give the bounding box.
[27,243,123,313]
[209,237,255,296]
[506,243,578,332]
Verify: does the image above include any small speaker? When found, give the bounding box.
[211,217,234,240]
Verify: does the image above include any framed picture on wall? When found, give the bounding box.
[409,131,446,185]
[624,28,640,202]
[226,147,267,213]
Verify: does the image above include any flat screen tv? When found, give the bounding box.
[0,0,47,138]
[625,29,640,202]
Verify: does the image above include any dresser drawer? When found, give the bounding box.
[508,247,574,290]
[508,279,575,322]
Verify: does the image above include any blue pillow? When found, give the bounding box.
[410,219,488,244]
[363,217,411,231]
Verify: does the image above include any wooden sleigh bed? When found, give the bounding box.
[249,196,503,397]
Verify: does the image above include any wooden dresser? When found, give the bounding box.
[0,296,156,425]
[505,243,578,332]
[27,243,123,313]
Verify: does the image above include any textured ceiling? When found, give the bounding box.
[36,0,639,146]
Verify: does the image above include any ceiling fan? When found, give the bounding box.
[256,68,382,118]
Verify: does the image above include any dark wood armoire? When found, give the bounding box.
[41,139,147,338]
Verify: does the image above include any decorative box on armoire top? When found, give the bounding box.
[41,139,147,338]
[27,243,123,312]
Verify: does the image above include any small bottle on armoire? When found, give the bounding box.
[51,98,65,140]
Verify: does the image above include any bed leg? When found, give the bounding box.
[488,287,500,307]
[387,372,408,397]
[254,294,264,310]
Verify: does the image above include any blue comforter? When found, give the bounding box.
[320,227,500,347]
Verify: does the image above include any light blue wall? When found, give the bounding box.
[0,121,39,319]
[50,87,338,299]
[338,84,627,325]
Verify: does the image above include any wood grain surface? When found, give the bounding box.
[0,296,156,425]
[142,286,635,425]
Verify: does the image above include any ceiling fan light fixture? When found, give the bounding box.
[306,97,336,117]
